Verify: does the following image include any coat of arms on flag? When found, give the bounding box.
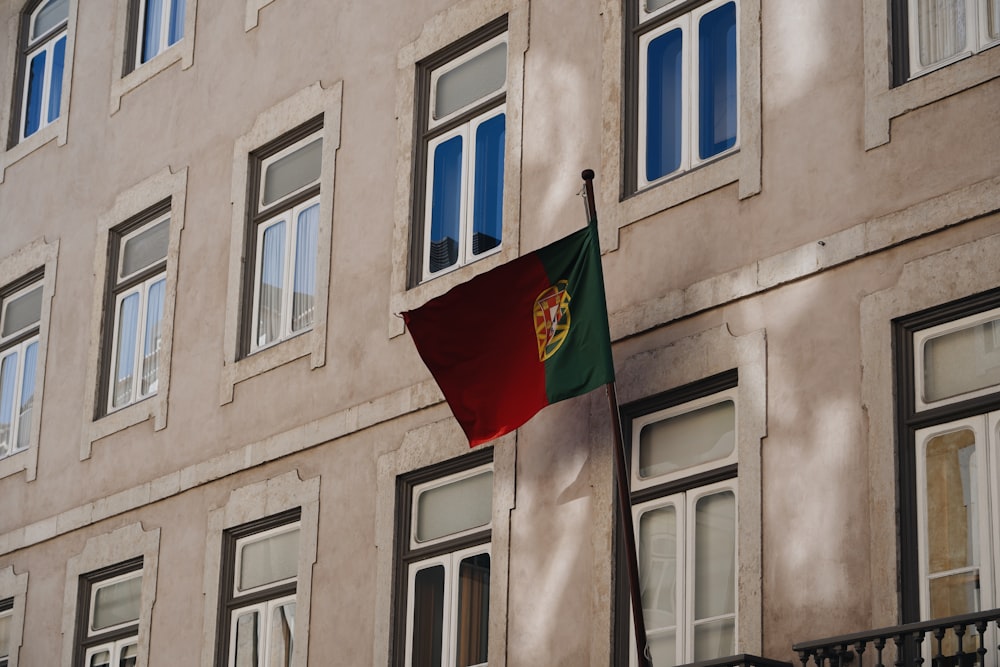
[533,280,571,362]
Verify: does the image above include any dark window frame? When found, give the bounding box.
[390,446,494,666]
[213,507,301,667]
[407,15,508,288]
[72,557,143,667]
[94,199,171,420]
[892,287,1000,624]
[236,114,324,359]
[613,369,739,667]
[7,0,69,149]
[0,268,44,354]
[122,0,184,77]
[0,595,13,667]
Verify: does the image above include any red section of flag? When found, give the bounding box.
[403,254,550,446]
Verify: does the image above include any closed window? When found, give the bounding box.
[12,0,68,144]
[217,510,300,667]
[127,0,186,72]
[100,204,170,415]
[896,0,1000,81]
[0,276,43,460]
[896,295,1000,632]
[627,0,739,191]
[411,18,507,284]
[74,560,143,667]
[0,597,12,667]
[242,121,322,355]
[619,373,739,667]
[395,451,494,667]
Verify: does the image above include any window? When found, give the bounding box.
[618,372,738,667]
[74,559,143,667]
[242,119,322,356]
[11,0,68,144]
[215,509,301,667]
[627,0,738,192]
[0,597,13,667]
[0,275,43,461]
[895,291,1000,626]
[895,0,1000,82]
[394,450,494,667]
[126,0,186,73]
[411,18,507,283]
[99,203,169,415]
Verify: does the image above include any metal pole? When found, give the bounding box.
[581,170,652,667]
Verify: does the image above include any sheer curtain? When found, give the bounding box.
[16,341,37,452]
[257,221,286,348]
[291,205,319,334]
[916,0,967,66]
[0,352,18,455]
[141,279,165,397]
[113,294,140,409]
[142,0,165,63]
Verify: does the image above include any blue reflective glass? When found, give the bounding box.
[646,28,683,181]
[472,114,505,257]
[698,2,737,160]
[168,0,185,47]
[17,342,37,452]
[428,135,463,273]
[142,0,164,63]
[24,51,47,138]
[113,293,140,408]
[47,36,65,124]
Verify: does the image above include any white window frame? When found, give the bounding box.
[226,593,296,667]
[636,0,741,190]
[232,521,301,598]
[906,0,1000,80]
[409,463,494,550]
[0,279,42,461]
[134,0,185,69]
[17,0,69,142]
[86,569,143,638]
[419,31,509,283]
[83,637,138,667]
[403,543,492,667]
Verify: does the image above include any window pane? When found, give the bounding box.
[16,341,37,452]
[415,470,493,543]
[121,218,170,279]
[638,505,677,630]
[929,571,980,618]
[924,429,978,573]
[266,602,296,667]
[141,0,165,63]
[428,135,463,274]
[646,0,675,12]
[256,221,286,348]
[112,293,140,409]
[917,0,967,66]
[92,575,142,631]
[2,285,43,338]
[694,618,736,662]
[639,400,735,478]
[140,279,165,397]
[168,0,185,46]
[118,642,138,667]
[239,528,299,592]
[989,0,1000,39]
[434,42,507,120]
[471,114,504,257]
[0,611,11,658]
[648,630,677,667]
[48,35,65,124]
[0,353,18,456]
[32,0,69,40]
[694,490,736,619]
[645,28,683,181]
[291,204,319,333]
[262,139,323,207]
[411,565,445,667]
[23,51,46,138]
[922,316,1000,403]
[698,2,737,159]
[89,650,111,667]
[233,610,259,667]
[455,554,490,667]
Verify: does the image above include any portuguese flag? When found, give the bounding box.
[403,223,614,446]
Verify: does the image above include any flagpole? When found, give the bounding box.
[581,169,652,667]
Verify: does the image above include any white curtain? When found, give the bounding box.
[0,352,18,455]
[113,293,140,408]
[257,221,286,348]
[917,0,967,67]
[291,205,319,333]
[16,341,37,452]
[141,279,165,397]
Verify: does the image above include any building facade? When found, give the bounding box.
[0,0,998,665]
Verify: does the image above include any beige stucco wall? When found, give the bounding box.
[0,0,997,665]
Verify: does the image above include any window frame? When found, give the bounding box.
[894,287,1000,624]
[215,508,301,667]
[10,0,69,146]
[629,0,742,193]
[892,0,1000,84]
[240,117,324,358]
[392,447,495,667]
[0,272,43,462]
[124,0,186,74]
[98,202,171,417]
[73,558,143,667]
[409,17,509,286]
[0,567,28,667]
[615,369,740,667]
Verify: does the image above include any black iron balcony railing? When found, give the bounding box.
[793,609,1000,667]
[677,655,793,667]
